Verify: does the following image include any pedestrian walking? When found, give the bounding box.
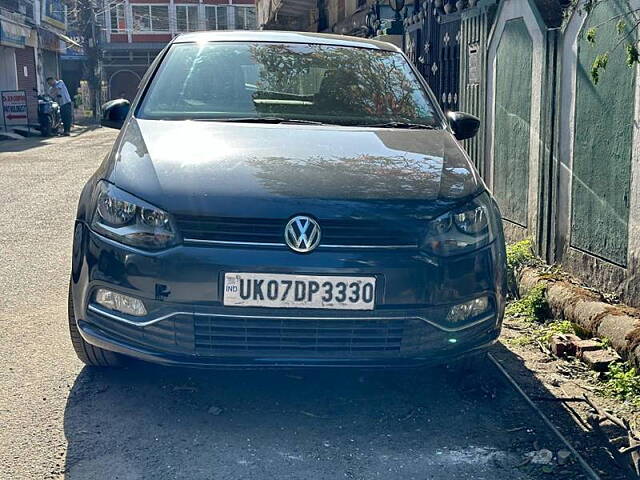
[46,77,72,136]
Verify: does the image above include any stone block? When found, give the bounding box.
[574,339,601,359]
[582,349,620,372]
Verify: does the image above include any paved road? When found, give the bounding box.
[0,128,586,480]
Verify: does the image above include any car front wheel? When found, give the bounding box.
[68,281,125,367]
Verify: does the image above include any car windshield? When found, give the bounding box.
[137,42,442,128]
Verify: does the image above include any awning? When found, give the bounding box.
[40,27,82,48]
[56,31,82,48]
[39,27,81,53]
[0,18,32,48]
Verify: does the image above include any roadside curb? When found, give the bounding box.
[517,267,640,369]
[0,131,26,141]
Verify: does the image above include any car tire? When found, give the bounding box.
[68,281,125,367]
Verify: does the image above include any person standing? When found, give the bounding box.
[46,76,72,136]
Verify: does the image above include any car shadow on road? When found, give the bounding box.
[60,345,632,480]
[489,343,633,479]
[0,124,101,153]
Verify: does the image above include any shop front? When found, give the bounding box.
[0,16,33,128]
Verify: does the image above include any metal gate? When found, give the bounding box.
[404,3,461,112]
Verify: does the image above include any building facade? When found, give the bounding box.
[100,0,257,102]
[0,0,71,130]
[256,0,398,35]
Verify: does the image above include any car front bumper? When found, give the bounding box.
[70,224,506,368]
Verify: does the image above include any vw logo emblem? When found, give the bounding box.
[285,216,321,253]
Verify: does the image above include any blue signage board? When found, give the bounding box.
[0,21,28,48]
[60,31,87,60]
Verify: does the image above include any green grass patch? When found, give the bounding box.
[504,319,578,349]
[597,336,613,349]
[535,320,576,344]
[600,362,640,406]
[506,238,536,272]
[505,335,535,347]
[505,282,548,322]
[506,239,538,294]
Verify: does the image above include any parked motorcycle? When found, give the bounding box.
[35,91,62,137]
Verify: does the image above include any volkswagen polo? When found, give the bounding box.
[68,31,506,368]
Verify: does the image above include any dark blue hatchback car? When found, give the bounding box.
[69,31,506,368]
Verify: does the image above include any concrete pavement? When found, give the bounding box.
[0,128,591,479]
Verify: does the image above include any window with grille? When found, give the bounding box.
[0,0,19,11]
[205,5,229,30]
[233,6,256,30]
[132,4,169,32]
[176,5,199,32]
[110,3,126,32]
[18,0,34,19]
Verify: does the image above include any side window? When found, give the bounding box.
[217,6,229,30]
[176,5,198,32]
[150,5,169,31]
[132,5,151,31]
[205,6,228,30]
[131,5,169,32]
[233,6,256,30]
[110,4,126,32]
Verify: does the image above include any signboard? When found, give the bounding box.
[1,90,29,129]
[0,20,30,49]
[38,28,63,53]
[60,31,87,60]
[42,0,66,30]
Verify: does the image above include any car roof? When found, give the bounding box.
[172,30,401,52]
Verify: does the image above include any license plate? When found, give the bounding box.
[223,273,376,310]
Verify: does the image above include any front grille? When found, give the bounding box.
[194,316,412,357]
[176,215,418,247]
[88,308,456,360]
[89,311,195,354]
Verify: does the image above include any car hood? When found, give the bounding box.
[104,118,483,220]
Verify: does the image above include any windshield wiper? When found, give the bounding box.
[366,122,439,130]
[197,117,326,125]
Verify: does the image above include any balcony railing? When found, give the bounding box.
[19,0,34,20]
[0,0,34,21]
[0,0,19,12]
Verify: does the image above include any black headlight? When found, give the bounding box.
[91,181,179,250]
[420,192,499,256]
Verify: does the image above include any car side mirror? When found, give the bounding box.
[447,111,480,141]
[101,99,130,130]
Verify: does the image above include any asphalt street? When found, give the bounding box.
[0,127,589,480]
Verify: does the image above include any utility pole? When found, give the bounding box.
[89,0,100,120]
[71,0,102,120]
